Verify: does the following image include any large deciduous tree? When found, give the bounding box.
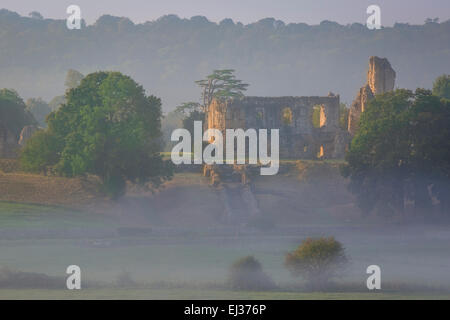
[0,89,36,138]
[342,88,450,217]
[21,71,172,198]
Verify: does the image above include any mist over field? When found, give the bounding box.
[1,165,450,299]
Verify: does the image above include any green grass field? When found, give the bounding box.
[0,201,115,229]
[1,288,449,300]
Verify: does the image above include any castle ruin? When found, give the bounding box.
[207,93,347,159]
[348,56,396,135]
[206,56,396,160]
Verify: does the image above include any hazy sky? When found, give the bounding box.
[2,0,449,25]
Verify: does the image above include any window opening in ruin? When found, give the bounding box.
[256,110,264,120]
[281,107,293,125]
[317,145,324,159]
[256,110,264,126]
[312,105,321,128]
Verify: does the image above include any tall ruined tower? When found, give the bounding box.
[348,56,396,135]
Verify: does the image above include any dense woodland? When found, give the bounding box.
[0,9,449,110]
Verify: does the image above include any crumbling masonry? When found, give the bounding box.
[206,56,396,160]
[207,94,347,159]
[348,56,396,135]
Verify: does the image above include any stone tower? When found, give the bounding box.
[348,56,396,135]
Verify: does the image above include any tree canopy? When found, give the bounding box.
[174,69,248,140]
[285,237,347,290]
[342,87,450,217]
[177,69,249,115]
[21,71,172,198]
[1,9,448,109]
[64,69,84,90]
[195,69,249,112]
[0,89,36,137]
[432,74,450,99]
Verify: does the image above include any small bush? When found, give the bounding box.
[285,237,348,290]
[228,256,275,291]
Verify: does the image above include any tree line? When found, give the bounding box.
[0,9,449,109]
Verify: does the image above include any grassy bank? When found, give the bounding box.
[0,201,115,229]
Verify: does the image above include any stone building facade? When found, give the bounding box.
[207,93,347,159]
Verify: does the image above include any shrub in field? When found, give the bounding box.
[228,256,275,291]
[285,237,348,290]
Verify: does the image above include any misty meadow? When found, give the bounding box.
[0,6,449,300]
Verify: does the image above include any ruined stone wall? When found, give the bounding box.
[367,56,396,95]
[348,56,396,135]
[18,125,39,146]
[207,56,396,162]
[347,84,374,135]
[207,99,227,140]
[207,94,345,159]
